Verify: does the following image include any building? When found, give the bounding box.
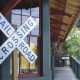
[0,0,80,80]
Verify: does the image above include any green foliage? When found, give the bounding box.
[76,19,80,28]
[63,26,80,60]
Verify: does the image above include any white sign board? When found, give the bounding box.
[62,57,69,60]
[0,13,37,64]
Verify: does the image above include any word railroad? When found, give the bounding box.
[0,13,37,64]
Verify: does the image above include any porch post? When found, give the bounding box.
[41,0,51,78]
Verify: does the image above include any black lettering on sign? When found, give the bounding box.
[6,27,11,36]
[4,25,9,30]
[1,47,9,54]
[21,28,26,34]
[28,20,33,26]
[30,55,35,61]
[25,51,31,58]
[23,24,30,32]
[12,36,18,43]
[18,42,25,50]
[16,31,23,38]
[7,42,13,48]
[23,47,28,53]
[0,21,5,28]
[25,51,35,61]
[0,56,3,59]
[18,42,29,53]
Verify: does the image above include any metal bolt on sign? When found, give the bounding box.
[0,13,37,64]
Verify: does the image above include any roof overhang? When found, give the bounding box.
[50,0,80,44]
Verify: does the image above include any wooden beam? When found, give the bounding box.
[50,24,65,32]
[67,0,80,6]
[50,0,65,4]
[50,3,63,11]
[51,37,64,42]
[50,22,63,27]
[50,0,64,8]
[51,31,64,37]
[50,18,68,26]
[68,2,80,8]
[50,8,72,17]
[1,0,21,14]
[66,6,79,12]
[50,15,63,21]
[51,30,60,35]
[51,36,63,42]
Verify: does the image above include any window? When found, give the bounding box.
[11,1,41,78]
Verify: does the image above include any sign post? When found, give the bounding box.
[12,49,18,80]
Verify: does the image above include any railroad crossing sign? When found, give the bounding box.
[0,13,37,64]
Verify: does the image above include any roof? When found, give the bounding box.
[50,0,80,43]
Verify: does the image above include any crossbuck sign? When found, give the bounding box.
[0,13,37,64]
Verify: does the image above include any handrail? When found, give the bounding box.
[71,56,80,64]
[70,56,80,79]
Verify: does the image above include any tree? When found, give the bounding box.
[63,26,80,60]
